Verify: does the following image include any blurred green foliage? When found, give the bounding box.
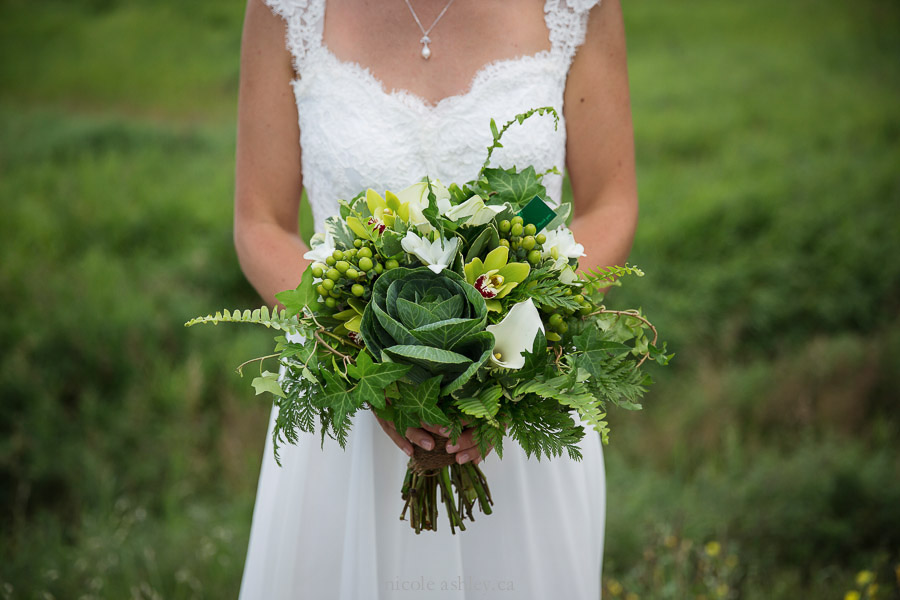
[1,0,898,598]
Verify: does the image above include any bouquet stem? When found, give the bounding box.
[400,437,493,534]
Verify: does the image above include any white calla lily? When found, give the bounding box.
[485,299,545,370]
[540,226,586,260]
[444,195,505,226]
[302,231,336,263]
[400,231,459,274]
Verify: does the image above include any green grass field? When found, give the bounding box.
[2,1,899,598]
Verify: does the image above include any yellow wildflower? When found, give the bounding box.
[856,570,874,586]
[866,583,878,598]
[606,579,623,596]
[845,591,861,600]
[704,541,721,558]
[625,593,639,600]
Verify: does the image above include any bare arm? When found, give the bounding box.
[564,0,638,273]
[234,0,311,306]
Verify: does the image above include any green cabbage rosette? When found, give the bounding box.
[360,266,494,395]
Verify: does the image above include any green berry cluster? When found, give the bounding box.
[309,240,400,311]
[497,216,548,266]
[541,293,595,342]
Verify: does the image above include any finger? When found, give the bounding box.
[444,429,494,465]
[455,441,493,465]
[404,427,436,451]
[445,428,477,453]
[375,415,414,457]
[419,422,451,437]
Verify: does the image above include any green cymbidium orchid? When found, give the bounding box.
[346,189,396,240]
[464,246,530,312]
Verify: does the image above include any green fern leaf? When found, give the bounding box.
[184,305,303,335]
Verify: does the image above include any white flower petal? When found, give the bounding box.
[485,299,545,370]
[540,226,586,260]
[303,231,336,263]
[402,232,458,274]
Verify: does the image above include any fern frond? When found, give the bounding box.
[185,305,302,335]
[587,353,648,410]
[453,385,501,426]
[507,396,584,461]
[579,264,644,291]
[515,284,581,311]
[271,372,318,465]
[515,377,610,442]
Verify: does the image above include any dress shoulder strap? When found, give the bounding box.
[544,0,602,67]
[262,0,325,74]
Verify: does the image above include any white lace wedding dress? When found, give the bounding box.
[239,1,605,598]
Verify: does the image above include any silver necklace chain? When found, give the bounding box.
[403,0,457,60]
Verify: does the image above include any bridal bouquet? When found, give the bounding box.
[187,108,669,533]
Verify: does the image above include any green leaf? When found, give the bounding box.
[345,351,411,410]
[185,305,302,335]
[440,331,494,396]
[517,329,549,381]
[409,318,483,351]
[376,229,405,257]
[251,371,285,398]
[383,345,471,371]
[464,225,500,263]
[453,385,501,425]
[394,376,451,428]
[324,214,356,249]
[545,201,572,231]
[573,326,630,380]
[314,369,363,430]
[482,166,546,211]
[275,266,321,314]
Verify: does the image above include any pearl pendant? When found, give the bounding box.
[420,35,431,60]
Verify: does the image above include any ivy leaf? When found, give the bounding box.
[395,376,451,428]
[517,329,549,381]
[482,166,546,210]
[573,326,629,380]
[346,351,411,410]
[251,371,285,398]
[275,266,321,314]
[315,369,363,429]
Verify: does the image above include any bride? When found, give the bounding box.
[233,0,637,597]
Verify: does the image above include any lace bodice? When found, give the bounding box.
[264,0,600,232]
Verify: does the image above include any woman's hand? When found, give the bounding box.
[374,414,492,465]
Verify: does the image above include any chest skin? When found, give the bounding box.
[321,0,551,106]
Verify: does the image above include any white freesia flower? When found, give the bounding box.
[400,231,459,274]
[485,299,545,370]
[302,231,336,263]
[444,195,505,226]
[540,226,586,260]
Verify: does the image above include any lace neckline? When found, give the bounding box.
[298,0,561,111]
[301,44,557,112]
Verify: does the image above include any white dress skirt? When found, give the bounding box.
[239,1,606,598]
